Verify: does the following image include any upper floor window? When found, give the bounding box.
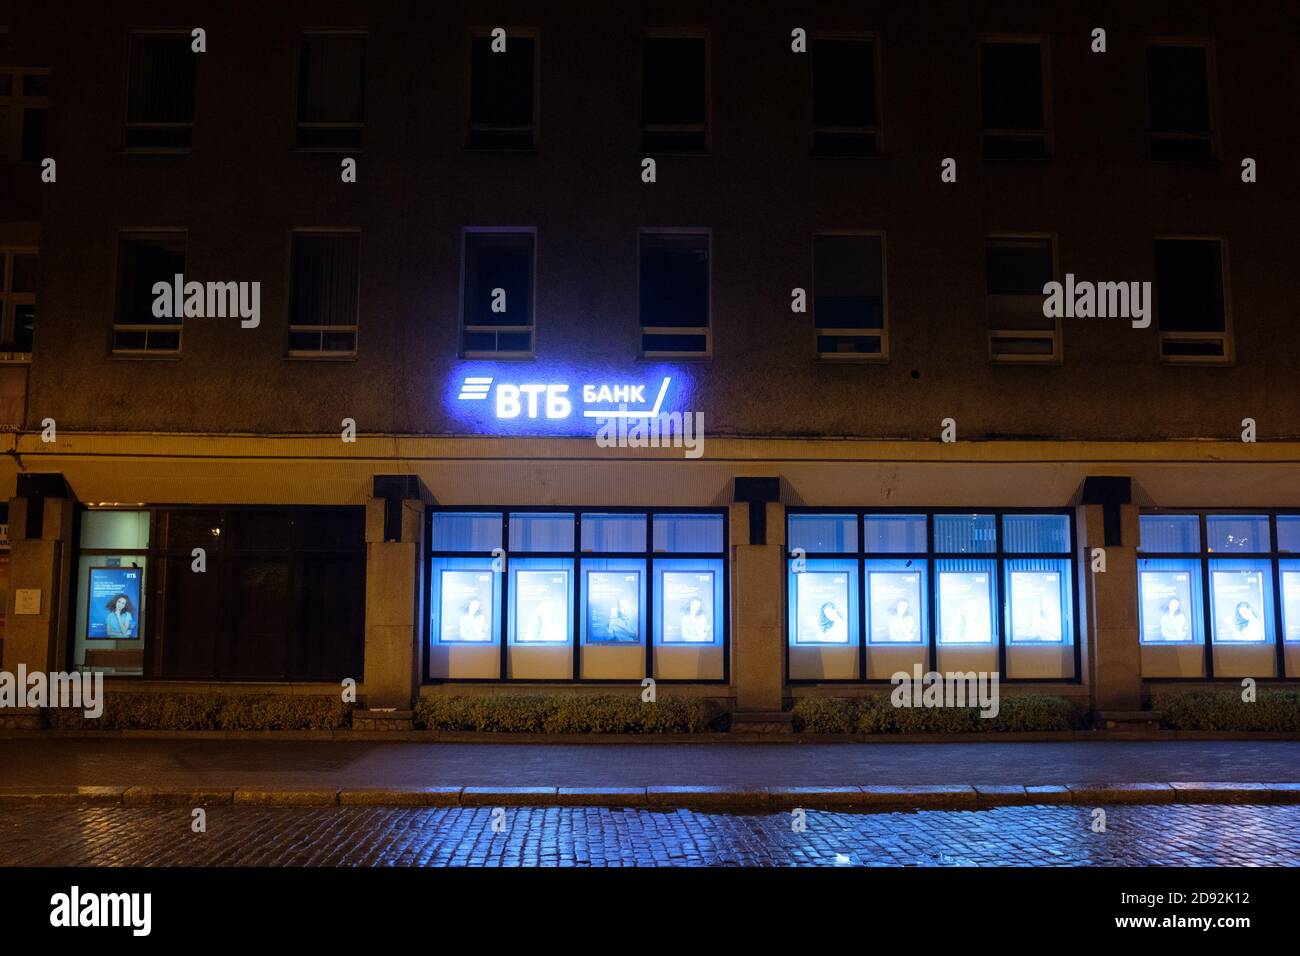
[0,248,36,353]
[113,231,185,355]
[1154,237,1230,363]
[640,33,707,153]
[288,231,360,357]
[813,233,886,360]
[639,230,709,357]
[461,229,535,357]
[469,29,537,149]
[296,32,365,149]
[811,36,880,156]
[0,67,48,163]
[124,33,195,151]
[985,235,1059,363]
[979,39,1050,159]
[1146,42,1215,161]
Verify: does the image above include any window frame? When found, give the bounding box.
[638,29,711,155]
[811,229,889,362]
[121,29,197,155]
[637,227,712,359]
[1144,38,1219,163]
[110,228,187,358]
[976,35,1053,161]
[1153,234,1234,365]
[285,227,362,360]
[466,26,540,151]
[1138,510,1295,681]
[0,65,49,164]
[985,232,1062,365]
[808,31,884,157]
[0,246,37,356]
[293,29,367,152]
[458,226,538,359]
[786,507,1081,685]
[424,505,730,684]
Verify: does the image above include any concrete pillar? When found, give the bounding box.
[1084,502,1142,711]
[731,501,785,714]
[361,496,423,712]
[3,495,75,676]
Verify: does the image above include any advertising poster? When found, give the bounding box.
[515,569,570,643]
[1139,570,1193,642]
[868,571,921,643]
[1008,571,1063,643]
[87,566,143,640]
[439,569,494,642]
[662,570,714,643]
[794,570,850,644]
[586,571,641,643]
[1284,571,1300,642]
[938,571,992,644]
[1211,570,1267,643]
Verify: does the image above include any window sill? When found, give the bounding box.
[120,147,192,156]
[109,351,182,361]
[284,352,358,362]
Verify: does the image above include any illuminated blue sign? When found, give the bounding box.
[447,363,691,435]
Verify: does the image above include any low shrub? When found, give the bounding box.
[793,693,1084,734]
[1152,689,1300,732]
[415,694,721,734]
[46,693,350,731]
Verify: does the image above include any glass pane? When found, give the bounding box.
[431,558,499,644]
[1208,560,1273,645]
[1005,558,1072,644]
[224,510,293,551]
[1002,514,1070,553]
[1278,516,1300,554]
[297,509,364,550]
[864,514,926,553]
[580,513,646,552]
[1205,515,1270,554]
[429,512,503,552]
[11,253,37,293]
[642,37,705,126]
[788,514,857,553]
[814,235,883,330]
[1138,514,1200,553]
[640,234,708,329]
[80,510,150,550]
[653,513,724,553]
[159,509,222,550]
[789,560,857,645]
[935,559,997,644]
[932,514,996,554]
[1280,560,1300,641]
[509,513,575,552]
[986,239,1052,294]
[865,559,926,644]
[980,42,1044,131]
[812,38,876,128]
[1155,240,1225,333]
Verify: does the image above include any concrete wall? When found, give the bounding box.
[16,0,1300,440]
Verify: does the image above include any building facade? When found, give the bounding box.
[3,1,1300,725]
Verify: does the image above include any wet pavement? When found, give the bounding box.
[2,803,1296,866]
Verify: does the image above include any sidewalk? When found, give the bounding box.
[2,738,1299,809]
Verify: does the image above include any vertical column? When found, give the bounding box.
[1084,502,1142,712]
[360,494,424,718]
[731,500,786,719]
[3,491,75,681]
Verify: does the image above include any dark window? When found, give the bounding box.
[288,233,360,355]
[296,33,366,148]
[1,250,37,352]
[113,233,185,353]
[20,107,46,161]
[639,232,709,355]
[469,33,536,149]
[461,231,534,356]
[1147,45,1214,161]
[980,41,1048,159]
[812,38,878,156]
[125,34,196,150]
[641,36,707,153]
[151,508,366,681]
[1155,238,1227,360]
[986,237,1058,362]
[813,235,884,358]
[1,69,49,164]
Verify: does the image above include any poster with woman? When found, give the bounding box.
[87,566,143,640]
[868,571,922,643]
[1138,570,1193,642]
[662,571,714,643]
[439,569,494,642]
[794,571,850,644]
[1211,570,1267,643]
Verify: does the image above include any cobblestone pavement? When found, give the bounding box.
[1,803,1297,866]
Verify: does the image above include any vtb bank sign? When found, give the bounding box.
[456,373,674,421]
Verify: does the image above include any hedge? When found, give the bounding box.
[791,694,1084,734]
[1152,689,1300,732]
[45,693,351,731]
[414,694,723,734]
